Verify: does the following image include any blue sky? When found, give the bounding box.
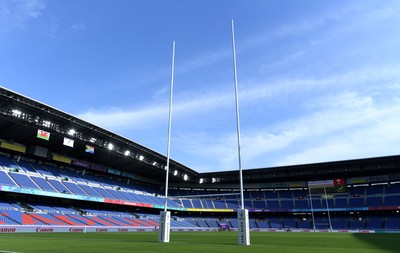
[1,0,400,173]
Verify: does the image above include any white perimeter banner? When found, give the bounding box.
[0,226,375,233]
[0,226,218,233]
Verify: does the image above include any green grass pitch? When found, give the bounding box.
[0,232,399,253]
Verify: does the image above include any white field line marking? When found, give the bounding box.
[0,250,23,253]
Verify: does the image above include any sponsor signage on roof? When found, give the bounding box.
[91,164,107,172]
[107,168,121,176]
[72,160,90,168]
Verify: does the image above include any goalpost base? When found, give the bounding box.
[158,211,171,243]
[237,209,250,245]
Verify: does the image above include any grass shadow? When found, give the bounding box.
[351,233,400,253]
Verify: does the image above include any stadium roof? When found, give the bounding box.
[0,86,198,184]
[198,155,400,188]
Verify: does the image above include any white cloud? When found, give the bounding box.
[78,105,169,131]
[0,0,46,31]
[174,87,400,172]
[39,16,59,37]
[77,64,400,131]
[243,92,379,163]
[241,1,399,52]
[17,0,45,18]
[172,131,249,172]
[176,48,230,75]
[246,91,400,168]
[71,23,86,31]
[166,65,400,172]
[275,111,400,166]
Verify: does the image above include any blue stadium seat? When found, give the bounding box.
[366,196,383,207]
[266,200,280,209]
[0,171,18,186]
[349,197,365,208]
[8,172,40,189]
[31,177,57,192]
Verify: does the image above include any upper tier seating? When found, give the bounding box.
[0,154,181,209]
[176,184,400,211]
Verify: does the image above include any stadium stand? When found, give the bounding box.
[1,86,400,233]
[1,154,400,231]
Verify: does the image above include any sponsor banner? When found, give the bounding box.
[369,175,389,183]
[121,171,135,179]
[290,229,305,232]
[369,206,400,211]
[52,154,72,164]
[359,230,375,233]
[91,164,107,172]
[0,227,17,233]
[241,207,372,213]
[266,229,285,232]
[69,228,85,232]
[168,206,187,211]
[0,185,104,203]
[376,230,400,234]
[261,181,306,188]
[0,141,26,153]
[0,226,218,233]
[308,180,334,188]
[291,207,369,212]
[288,182,307,188]
[347,177,368,184]
[108,168,121,176]
[152,205,187,211]
[103,198,153,208]
[72,160,90,168]
[186,208,234,212]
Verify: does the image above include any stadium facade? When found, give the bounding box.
[0,86,399,233]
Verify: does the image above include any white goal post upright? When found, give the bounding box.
[159,41,175,243]
[231,19,250,246]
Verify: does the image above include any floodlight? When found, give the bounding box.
[199,178,204,184]
[153,161,157,166]
[42,120,51,127]
[12,109,22,117]
[212,178,216,183]
[67,129,76,136]
[139,155,144,161]
[183,174,189,181]
[107,143,114,150]
[173,170,178,176]
[124,150,130,156]
[89,137,97,143]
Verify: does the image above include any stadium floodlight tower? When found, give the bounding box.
[159,41,176,243]
[231,19,250,246]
